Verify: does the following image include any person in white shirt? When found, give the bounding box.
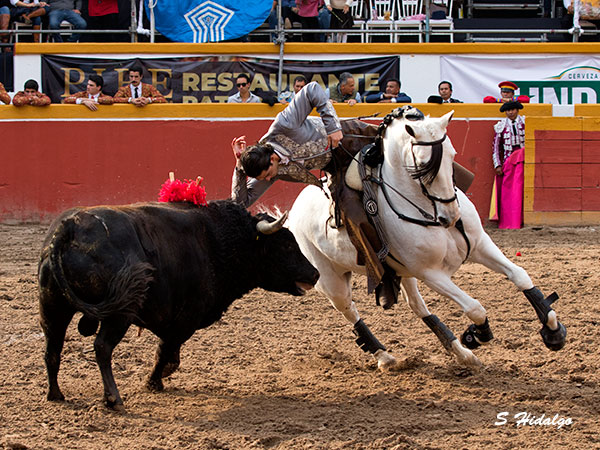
[227,73,261,104]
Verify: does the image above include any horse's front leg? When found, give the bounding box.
[401,277,482,369]
[420,270,495,351]
[470,233,567,351]
[316,269,398,371]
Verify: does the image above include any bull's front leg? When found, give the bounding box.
[523,287,567,351]
[94,318,130,412]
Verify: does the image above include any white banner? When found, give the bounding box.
[441,55,600,104]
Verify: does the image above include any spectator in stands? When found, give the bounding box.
[278,75,307,104]
[484,81,530,104]
[437,80,462,103]
[0,80,10,103]
[325,0,352,43]
[113,66,167,106]
[85,0,119,42]
[268,0,302,31]
[0,0,10,50]
[228,73,262,103]
[326,72,361,105]
[47,0,86,42]
[12,79,51,106]
[64,74,113,111]
[363,78,411,103]
[10,0,47,43]
[295,0,320,42]
[490,100,525,229]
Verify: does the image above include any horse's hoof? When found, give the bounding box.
[374,350,398,372]
[451,340,483,370]
[540,322,567,351]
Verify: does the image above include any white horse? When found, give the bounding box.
[288,107,566,370]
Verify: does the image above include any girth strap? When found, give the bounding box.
[358,151,390,262]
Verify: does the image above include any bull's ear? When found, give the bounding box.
[256,210,288,235]
[405,124,416,138]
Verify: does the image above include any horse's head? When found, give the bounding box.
[383,110,460,228]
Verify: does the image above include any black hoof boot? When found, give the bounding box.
[540,322,567,351]
[353,319,386,354]
[461,319,493,350]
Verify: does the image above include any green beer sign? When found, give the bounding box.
[516,66,600,104]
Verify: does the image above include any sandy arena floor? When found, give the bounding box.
[1,223,598,449]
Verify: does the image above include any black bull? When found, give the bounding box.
[38,200,319,411]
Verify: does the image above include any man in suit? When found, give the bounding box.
[63,74,113,111]
[12,79,51,106]
[113,66,167,106]
[363,78,411,104]
[438,80,462,103]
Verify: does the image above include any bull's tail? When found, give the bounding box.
[49,214,154,321]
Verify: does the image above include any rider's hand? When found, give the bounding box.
[232,135,247,168]
[327,130,343,149]
[494,166,503,176]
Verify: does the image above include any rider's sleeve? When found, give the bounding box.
[271,81,341,136]
[231,166,275,207]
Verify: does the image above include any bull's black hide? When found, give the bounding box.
[38,200,319,411]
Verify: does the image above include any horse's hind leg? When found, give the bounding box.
[315,266,397,371]
[401,277,481,369]
[470,233,566,351]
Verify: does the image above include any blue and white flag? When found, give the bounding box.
[144,0,273,43]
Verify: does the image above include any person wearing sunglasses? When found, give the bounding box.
[227,73,262,103]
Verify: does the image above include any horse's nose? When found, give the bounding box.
[439,215,459,228]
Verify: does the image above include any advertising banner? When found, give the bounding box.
[441,55,600,104]
[41,55,400,104]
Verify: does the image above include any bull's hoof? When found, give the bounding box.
[47,389,65,402]
[146,377,164,392]
[162,361,180,378]
[104,395,126,413]
[540,322,567,351]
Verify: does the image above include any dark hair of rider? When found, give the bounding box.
[240,144,274,178]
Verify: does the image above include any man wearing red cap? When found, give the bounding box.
[490,100,525,229]
[484,81,530,104]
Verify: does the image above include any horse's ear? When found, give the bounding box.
[440,110,455,128]
[405,124,416,138]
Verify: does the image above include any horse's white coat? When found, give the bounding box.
[288,111,549,370]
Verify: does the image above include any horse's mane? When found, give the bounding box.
[387,115,444,185]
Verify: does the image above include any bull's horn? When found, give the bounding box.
[256,211,289,235]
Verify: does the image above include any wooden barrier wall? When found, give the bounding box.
[1,103,599,225]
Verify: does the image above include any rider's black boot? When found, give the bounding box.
[375,268,400,310]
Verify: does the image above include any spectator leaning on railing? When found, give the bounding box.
[12,79,51,106]
[326,71,361,106]
[227,74,261,104]
[0,81,10,103]
[363,78,411,103]
[113,66,167,106]
[64,74,113,111]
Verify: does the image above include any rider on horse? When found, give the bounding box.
[230,81,401,309]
